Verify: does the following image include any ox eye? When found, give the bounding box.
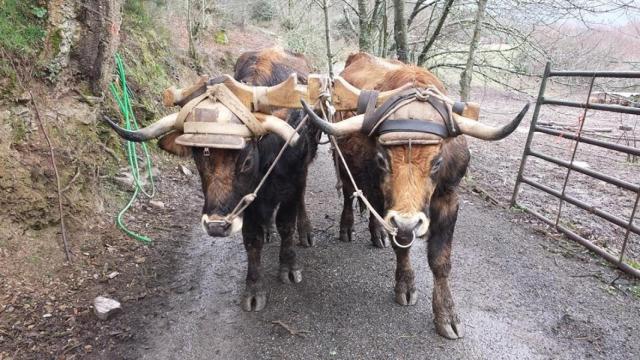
[375,152,389,172]
[431,157,443,174]
[240,156,253,173]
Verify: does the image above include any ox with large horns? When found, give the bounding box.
[104,48,320,311]
[302,53,529,339]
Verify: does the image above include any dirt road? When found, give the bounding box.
[123,143,640,360]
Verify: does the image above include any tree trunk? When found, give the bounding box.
[459,0,488,101]
[393,0,408,62]
[357,0,373,52]
[416,0,455,66]
[381,0,388,57]
[47,0,123,94]
[187,0,197,61]
[320,0,334,78]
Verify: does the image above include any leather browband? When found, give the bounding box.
[375,119,450,138]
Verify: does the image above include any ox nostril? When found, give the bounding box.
[392,215,421,233]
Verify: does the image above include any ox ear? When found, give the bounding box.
[158,132,191,157]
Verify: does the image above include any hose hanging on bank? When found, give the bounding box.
[109,53,156,243]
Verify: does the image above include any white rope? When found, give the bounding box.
[318,94,404,246]
[222,102,316,224]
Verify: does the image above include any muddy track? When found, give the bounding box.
[115,143,639,360]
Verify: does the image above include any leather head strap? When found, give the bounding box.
[376,119,450,138]
[362,89,418,136]
[357,90,379,115]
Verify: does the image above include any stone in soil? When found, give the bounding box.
[94,296,122,321]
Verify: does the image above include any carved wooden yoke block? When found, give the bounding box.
[162,73,481,120]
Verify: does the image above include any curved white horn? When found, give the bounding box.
[300,100,363,136]
[454,103,530,140]
[255,113,301,146]
[102,112,179,142]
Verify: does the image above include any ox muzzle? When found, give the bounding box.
[202,214,243,237]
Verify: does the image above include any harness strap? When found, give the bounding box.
[376,119,450,138]
[362,89,417,136]
[360,87,463,138]
[176,92,209,130]
[425,96,458,136]
[209,84,267,136]
[222,107,313,225]
[357,90,379,115]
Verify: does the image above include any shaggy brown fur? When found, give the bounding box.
[335,52,470,339]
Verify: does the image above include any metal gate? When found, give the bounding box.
[511,62,640,278]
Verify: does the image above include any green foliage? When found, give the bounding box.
[214,30,229,45]
[0,0,47,55]
[251,0,276,22]
[31,6,47,18]
[124,0,152,28]
[283,23,326,69]
[120,0,172,117]
[0,59,18,96]
[631,286,640,299]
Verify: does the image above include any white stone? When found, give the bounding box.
[180,165,193,176]
[149,200,165,209]
[94,296,122,320]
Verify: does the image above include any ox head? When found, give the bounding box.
[302,92,529,246]
[103,105,299,238]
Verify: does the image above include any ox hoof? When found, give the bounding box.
[370,224,390,248]
[241,291,267,312]
[435,317,464,340]
[339,228,353,242]
[298,231,314,247]
[279,267,303,284]
[395,289,417,306]
[371,233,389,248]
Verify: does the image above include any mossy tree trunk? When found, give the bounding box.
[46,0,123,94]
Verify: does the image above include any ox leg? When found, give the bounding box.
[296,175,314,247]
[393,247,417,305]
[262,207,277,243]
[339,182,355,242]
[241,212,267,312]
[427,192,463,339]
[277,198,303,284]
[369,190,390,248]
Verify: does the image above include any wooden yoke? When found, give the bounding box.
[162,73,481,119]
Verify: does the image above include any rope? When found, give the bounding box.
[222,104,316,224]
[109,53,156,244]
[318,93,403,246]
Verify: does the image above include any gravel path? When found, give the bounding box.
[128,143,640,360]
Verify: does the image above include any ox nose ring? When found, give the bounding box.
[390,230,416,249]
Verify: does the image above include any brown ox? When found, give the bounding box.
[305,53,528,339]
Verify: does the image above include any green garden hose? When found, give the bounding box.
[109,53,156,244]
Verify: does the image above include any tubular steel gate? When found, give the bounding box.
[511,62,640,278]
